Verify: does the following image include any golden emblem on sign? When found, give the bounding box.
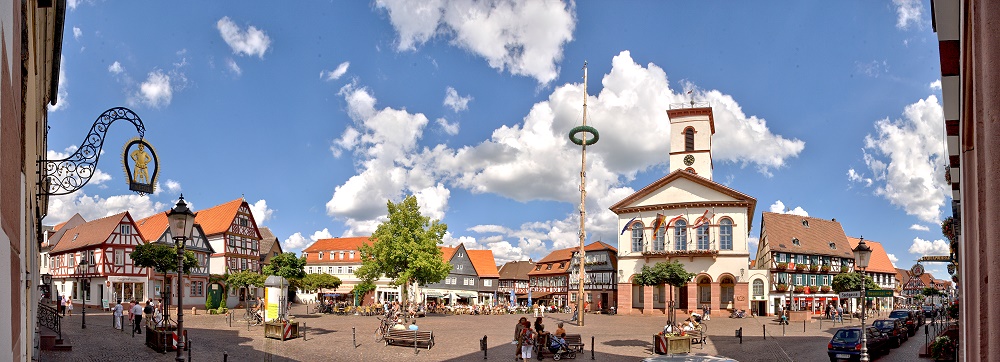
[122,138,159,195]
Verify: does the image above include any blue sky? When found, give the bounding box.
[46,0,951,277]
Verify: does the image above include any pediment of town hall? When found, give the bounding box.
[610,106,757,317]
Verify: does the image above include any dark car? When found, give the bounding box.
[910,308,926,326]
[922,305,938,319]
[889,309,918,336]
[872,318,908,347]
[828,326,890,361]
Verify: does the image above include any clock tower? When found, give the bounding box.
[667,106,715,180]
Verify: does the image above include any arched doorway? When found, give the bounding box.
[720,275,735,310]
[697,276,712,310]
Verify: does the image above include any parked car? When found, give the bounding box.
[922,305,938,319]
[872,318,908,347]
[828,326,891,361]
[910,308,926,326]
[889,309,918,336]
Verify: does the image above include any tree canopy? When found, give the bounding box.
[633,260,695,287]
[355,195,451,306]
[831,272,879,294]
[262,252,307,280]
[131,242,199,274]
[226,270,265,291]
[300,273,342,292]
[922,286,943,297]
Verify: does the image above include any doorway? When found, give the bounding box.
[601,293,609,312]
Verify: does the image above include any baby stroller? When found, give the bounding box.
[537,333,576,360]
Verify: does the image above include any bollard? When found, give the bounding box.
[187,337,191,361]
[414,329,418,355]
[803,320,806,332]
[302,322,306,341]
[737,327,743,344]
[782,320,785,336]
[223,351,228,362]
[763,324,765,340]
[480,335,488,359]
[353,327,357,348]
[591,336,595,360]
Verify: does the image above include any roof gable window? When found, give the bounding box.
[792,238,801,246]
[801,219,809,227]
[829,242,837,250]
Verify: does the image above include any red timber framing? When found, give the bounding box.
[49,213,148,280]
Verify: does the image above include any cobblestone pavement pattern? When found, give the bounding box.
[40,307,939,361]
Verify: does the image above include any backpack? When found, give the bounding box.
[522,329,535,345]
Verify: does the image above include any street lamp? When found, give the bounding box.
[77,258,89,329]
[167,194,196,362]
[853,237,873,362]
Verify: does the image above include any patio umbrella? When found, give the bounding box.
[528,292,533,307]
[509,290,516,307]
[449,291,456,305]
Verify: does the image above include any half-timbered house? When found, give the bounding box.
[528,248,572,307]
[567,241,619,312]
[196,198,263,308]
[498,260,534,305]
[258,227,284,267]
[48,212,149,308]
[135,211,215,308]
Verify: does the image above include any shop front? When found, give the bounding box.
[109,276,147,304]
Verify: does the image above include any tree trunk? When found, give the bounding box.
[401,280,409,308]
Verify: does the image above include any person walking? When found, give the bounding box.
[130,300,144,334]
[514,317,527,360]
[113,300,124,330]
[836,304,844,323]
[65,298,73,316]
[518,320,535,361]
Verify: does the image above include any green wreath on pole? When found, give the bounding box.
[569,125,599,146]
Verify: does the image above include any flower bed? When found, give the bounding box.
[774,284,788,292]
[795,264,807,271]
[809,265,819,272]
[793,286,805,293]
[643,250,719,257]
[820,286,831,293]
[776,262,788,270]
[821,265,831,272]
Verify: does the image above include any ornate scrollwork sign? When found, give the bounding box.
[122,138,159,195]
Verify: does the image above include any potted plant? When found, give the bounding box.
[775,284,788,292]
[930,336,956,361]
[840,265,850,273]
[809,265,819,272]
[795,264,807,271]
[794,286,805,293]
[821,265,831,272]
[820,286,831,293]
[776,262,788,270]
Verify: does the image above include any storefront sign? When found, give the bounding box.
[910,263,924,277]
[108,276,146,283]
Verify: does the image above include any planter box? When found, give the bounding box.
[654,335,692,355]
[264,321,300,341]
[145,326,177,353]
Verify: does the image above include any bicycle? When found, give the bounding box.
[373,312,396,342]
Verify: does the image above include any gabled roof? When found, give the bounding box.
[895,268,911,285]
[50,212,136,254]
[303,237,370,264]
[759,212,854,259]
[46,213,87,249]
[608,169,757,228]
[258,227,282,256]
[847,237,897,274]
[529,246,578,276]
[498,260,535,281]
[440,246,458,261]
[135,211,168,242]
[193,198,245,236]
[467,249,500,278]
[585,240,618,253]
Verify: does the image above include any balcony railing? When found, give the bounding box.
[37,301,62,340]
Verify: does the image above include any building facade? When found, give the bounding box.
[197,198,262,307]
[528,248,572,307]
[423,244,499,306]
[302,236,383,304]
[567,241,618,312]
[498,260,534,305]
[753,213,855,316]
[48,212,149,310]
[258,227,283,267]
[847,237,897,313]
[135,211,214,308]
[2,1,65,360]
[612,106,757,317]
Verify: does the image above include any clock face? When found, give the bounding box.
[683,154,695,166]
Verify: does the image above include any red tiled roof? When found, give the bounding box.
[585,240,618,253]
[440,246,457,261]
[498,260,535,281]
[847,237,897,274]
[193,198,244,236]
[760,212,854,259]
[468,249,500,278]
[52,219,71,231]
[895,268,910,285]
[46,213,87,249]
[50,212,135,254]
[529,246,575,276]
[303,237,371,264]
[135,211,168,242]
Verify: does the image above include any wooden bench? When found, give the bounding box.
[563,334,585,352]
[688,328,704,346]
[384,329,435,349]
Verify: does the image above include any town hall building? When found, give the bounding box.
[611,105,757,317]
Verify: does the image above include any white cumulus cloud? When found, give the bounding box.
[909,224,930,231]
[847,168,873,187]
[44,191,166,224]
[248,199,274,225]
[73,27,82,40]
[377,0,575,85]
[436,118,459,135]
[887,253,899,264]
[132,70,173,108]
[929,79,941,90]
[284,228,334,253]
[226,58,242,76]
[165,179,182,193]
[444,87,472,112]
[320,61,350,81]
[893,0,924,30]
[908,237,949,256]
[768,200,809,216]
[859,95,947,223]
[217,16,272,58]
[108,61,123,74]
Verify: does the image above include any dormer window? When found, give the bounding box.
[318,251,324,259]
[792,238,801,246]
[802,219,809,227]
[546,264,553,270]
[559,262,565,269]
[535,265,541,271]
[829,242,837,250]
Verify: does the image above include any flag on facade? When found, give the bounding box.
[650,214,665,231]
[692,209,714,229]
[666,214,684,227]
[620,217,637,235]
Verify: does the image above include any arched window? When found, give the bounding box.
[753,279,764,297]
[631,222,644,252]
[674,220,687,251]
[654,223,666,251]
[684,127,695,151]
[720,218,733,250]
[696,224,710,250]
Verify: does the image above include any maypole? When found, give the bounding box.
[569,62,599,326]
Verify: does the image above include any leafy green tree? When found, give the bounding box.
[262,252,307,280]
[922,287,942,297]
[831,272,879,294]
[131,242,199,302]
[633,260,694,320]
[356,195,451,307]
[226,270,265,303]
[351,280,376,306]
[300,273,342,293]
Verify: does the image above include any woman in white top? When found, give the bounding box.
[112,300,124,329]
